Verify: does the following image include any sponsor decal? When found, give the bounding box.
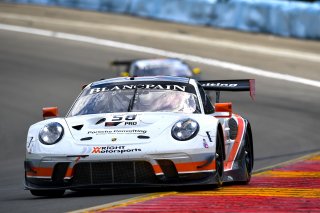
[124,121,137,125]
[88,129,147,134]
[202,82,238,87]
[203,139,209,149]
[91,146,142,154]
[105,115,138,126]
[89,84,186,95]
[111,114,137,121]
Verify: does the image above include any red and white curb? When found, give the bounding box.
[69,152,320,212]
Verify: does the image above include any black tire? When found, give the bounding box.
[30,189,65,197]
[241,129,254,184]
[215,129,224,187]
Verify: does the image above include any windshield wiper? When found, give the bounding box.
[127,86,138,112]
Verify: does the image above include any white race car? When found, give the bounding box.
[111,58,201,79]
[25,76,255,197]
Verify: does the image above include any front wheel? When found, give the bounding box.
[215,129,224,187]
[30,189,65,197]
[241,129,254,184]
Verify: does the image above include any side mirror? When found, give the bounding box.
[82,84,88,90]
[192,67,201,75]
[214,102,232,118]
[42,107,59,120]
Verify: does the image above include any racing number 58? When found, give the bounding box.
[112,115,137,121]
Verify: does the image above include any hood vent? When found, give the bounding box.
[137,135,150,139]
[80,137,93,141]
[95,118,106,125]
[72,125,84,130]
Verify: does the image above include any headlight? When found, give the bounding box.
[39,122,64,145]
[171,119,199,141]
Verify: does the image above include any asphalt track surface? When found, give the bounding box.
[0,4,319,213]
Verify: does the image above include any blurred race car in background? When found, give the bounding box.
[111,58,201,79]
[25,76,254,197]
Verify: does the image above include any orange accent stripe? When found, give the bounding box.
[64,168,74,178]
[175,161,216,172]
[215,102,232,118]
[152,165,163,174]
[26,167,53,177]
[224,115,244,170]
[26,167,74,178]
[153,161,216,175]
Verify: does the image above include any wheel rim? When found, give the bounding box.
[216,132,223,180]
[244,133,253,175]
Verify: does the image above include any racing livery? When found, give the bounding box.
[25,76,254,197]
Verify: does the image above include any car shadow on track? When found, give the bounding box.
[57,184,221,198]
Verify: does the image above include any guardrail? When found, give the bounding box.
[2,0,320,39]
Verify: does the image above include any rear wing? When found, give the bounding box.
[111,60,133,66]
[199,79,255,102]
[111,60,136,72]
[111,60,137,77]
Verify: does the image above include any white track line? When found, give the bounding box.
[1,12,320,63]
[1,23,320,88]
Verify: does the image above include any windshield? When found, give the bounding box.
[131,61,192,77]
[68,84,200,116]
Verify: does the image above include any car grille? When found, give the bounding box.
[71,161,158,185]
[157,160,178,179]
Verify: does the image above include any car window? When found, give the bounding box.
[131,60,192,77]
[68,82,201,116]
[132,90,200,113]
[197,83,215,114]
[68,90,133,116]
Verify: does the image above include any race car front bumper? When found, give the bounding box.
[24,153,219,190]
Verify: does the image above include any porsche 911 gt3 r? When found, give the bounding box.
[111,58,201,79]
[25,76,255,197]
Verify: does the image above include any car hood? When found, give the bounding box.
[65,112,186,145]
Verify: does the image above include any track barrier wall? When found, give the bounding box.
[2,0,320,39]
